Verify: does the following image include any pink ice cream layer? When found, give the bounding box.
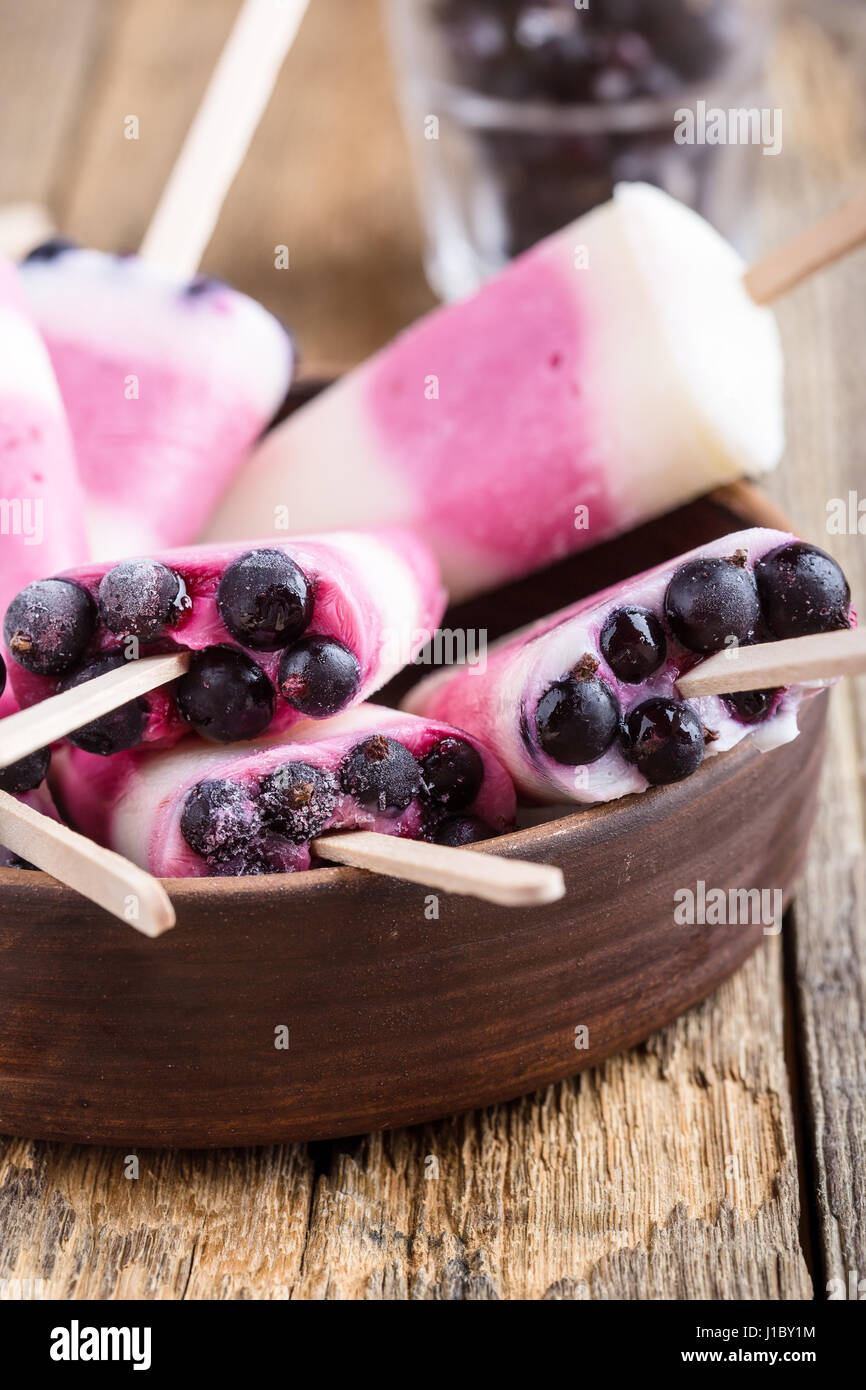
[52,704,517,877]
[8,530,446,748]
[405,529,854,805]
[19,248,293,554]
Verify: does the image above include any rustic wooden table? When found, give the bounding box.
[0,0,863,1301]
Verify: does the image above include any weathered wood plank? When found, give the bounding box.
[759,4,866,1299]
[0,937,809,1300]
[4,0,863,1302]
[57,0,239,251]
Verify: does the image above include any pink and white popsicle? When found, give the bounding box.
[0,256,88,613]
[403,531,853,804]
[205,183,785,600]
[51,703,516,877]
[18,244,293,558]
[4,530,445,754]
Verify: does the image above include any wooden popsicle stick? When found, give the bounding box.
[312,830,565,907]
[677,628,866,698]
[0,791,175,937]
[139,0,311,278]
[744,189,866,305]
[0,652,190,770]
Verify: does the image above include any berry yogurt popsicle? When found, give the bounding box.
[18,242,293,558]
[51,704,517,877]
[204,183,784,600]
[403,531,853,804]
[4,530,445,754]
[0,256,88,610]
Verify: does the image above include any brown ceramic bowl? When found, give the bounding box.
[0,453,825,1147]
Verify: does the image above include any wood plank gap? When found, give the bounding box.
[780,904,822,1297]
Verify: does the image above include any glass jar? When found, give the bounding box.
[385,0,774,299]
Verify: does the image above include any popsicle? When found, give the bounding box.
[204,182,785,599]
[403,530,853,803]
[19,243,293,558]
[0,255,88,610]
[3,530,446,755]
[51,703,517,877]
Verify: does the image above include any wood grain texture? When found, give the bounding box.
[758,0,866,1298]
[293,935,810,1302]
[0,0,863,1301]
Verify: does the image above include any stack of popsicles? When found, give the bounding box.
[0,175,859,925]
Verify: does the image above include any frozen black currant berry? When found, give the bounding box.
[4,579,95,675]
[664,553,760,653]
[431,815,495,846]
[722,688,779,724]
[535,666,620,765]
[0,744,51,795]
[217,549,313,651]
[258,761,337,842]
[175,646,275,742]
[624,697,704,785]
[339,735,420,813]
[97,559,189,640]
[277,636,360,717]
[62,651,147,755]
[180,778,261,860]
[420,736,484,811]
[754,542,851,638]
[599,605,667,683]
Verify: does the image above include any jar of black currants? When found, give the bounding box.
[384,0,775,299]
